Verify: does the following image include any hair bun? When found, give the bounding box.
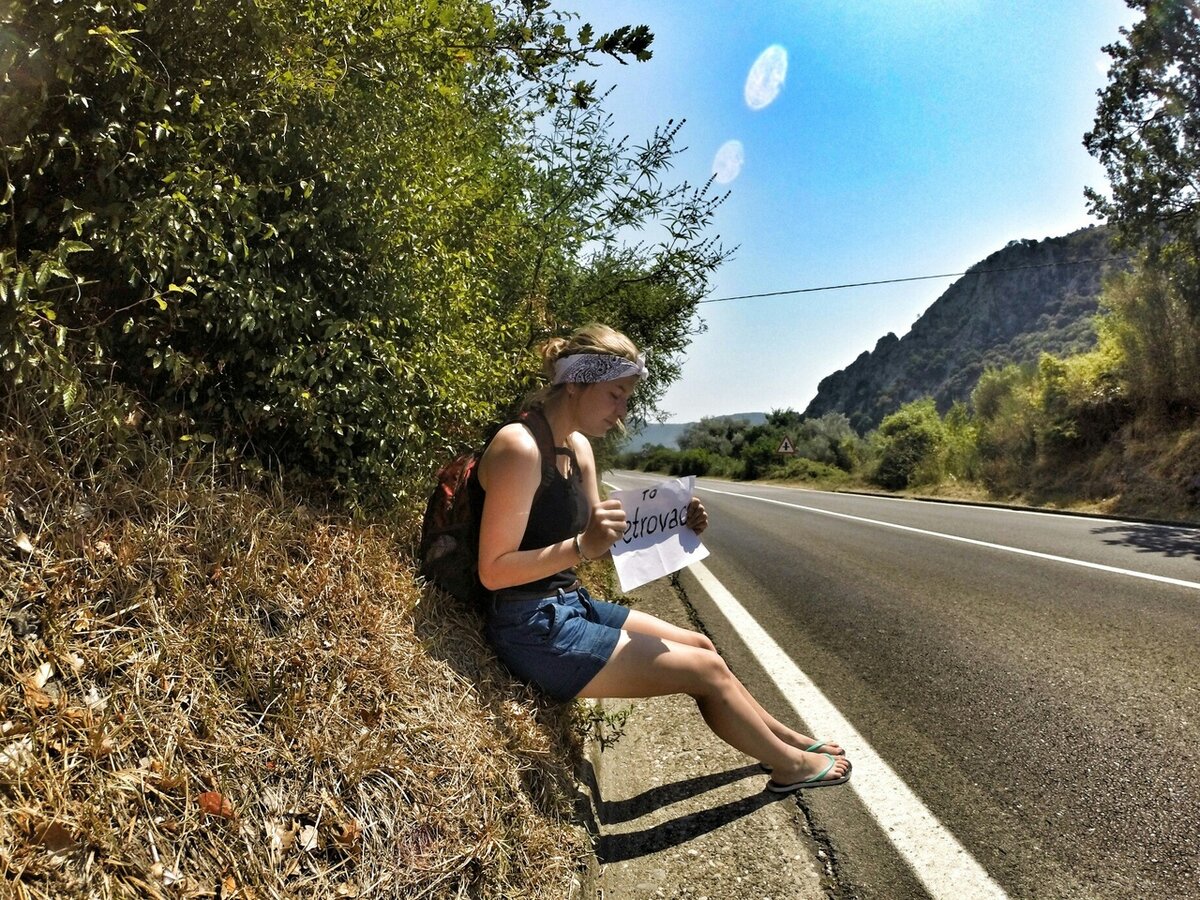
[539,337,569,380]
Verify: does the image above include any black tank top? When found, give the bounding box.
[485,411,590,601]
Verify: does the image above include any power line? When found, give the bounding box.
[699,255,1131,304]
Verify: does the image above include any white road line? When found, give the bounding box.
[689,560,1009,900]
[696,485,1200,592]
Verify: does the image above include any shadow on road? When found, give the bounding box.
[1092,523,1200,561]
[596,764,788,863]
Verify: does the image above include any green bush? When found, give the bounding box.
[1096,256,1199,424]
[942,401,981,481]
[2,0,529,502]
[668,448,715,477]
[0,0,728,508]
[870,398,946,490]
[1035,348,1129,455]
[766,456,849,484]
[971,365,1038,492]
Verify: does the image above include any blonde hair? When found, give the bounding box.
[526,323,641,409]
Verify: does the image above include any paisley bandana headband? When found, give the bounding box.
[552,353,648,385]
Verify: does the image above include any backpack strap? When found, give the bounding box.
[515,408,573,485]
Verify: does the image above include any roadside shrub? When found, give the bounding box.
[1035,348,1130,456]
[0,0,530,505]
[0,0,727,508]
[766,456,850,484]
[669,448,715,477]
[942,401,981,481]
[1095,255,1197,425]
[870,398,946,489]
[972,364,1038,492]
[638,446,679,473]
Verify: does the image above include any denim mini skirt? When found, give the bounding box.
[485,585,629,701]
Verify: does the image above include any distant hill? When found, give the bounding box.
[803,226,1128,433]
[624,411,767,452]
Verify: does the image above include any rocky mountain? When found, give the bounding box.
[803,225,1127,433]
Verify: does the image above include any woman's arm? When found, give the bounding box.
[476,424,581,591]
[569,431,626,561]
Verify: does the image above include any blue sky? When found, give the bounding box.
[561,1,1137,424]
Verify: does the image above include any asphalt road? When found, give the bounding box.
[606,472,1200,900]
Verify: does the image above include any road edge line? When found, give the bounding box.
[688,559,1010,900]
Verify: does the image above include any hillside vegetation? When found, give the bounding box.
[804,226,1125,433]
[621,223,1200,522]
[621,242,1200,522]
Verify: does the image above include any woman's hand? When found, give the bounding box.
[579,498,626,560]
[686,497,709,535]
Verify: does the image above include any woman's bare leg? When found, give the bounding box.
[576,627,849,785]
[619,608,845,756]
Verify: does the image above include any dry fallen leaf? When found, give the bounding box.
[331,819,362,847]
[157,770,187,791]
[156,817,181,835]
[296,824,319,853]
[198,791,235,819]
[86,731,116,759]
[269,818,299,854]
[220,874,258,899]
[35,821,79,854]
[61,707,92,726]
[22,685,53,712]
[0,737,36,780]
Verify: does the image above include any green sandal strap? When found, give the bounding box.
[804,753,836,784]
[804,740,830,753]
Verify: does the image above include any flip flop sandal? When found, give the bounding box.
[759,740,845,772]
[765,755,852,793]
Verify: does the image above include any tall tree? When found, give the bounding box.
[1084,0,1200,255]
[1084,0,1200,418]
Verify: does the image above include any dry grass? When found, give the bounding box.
[0,393,590,899]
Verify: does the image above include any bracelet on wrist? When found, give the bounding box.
[573,532,589,562]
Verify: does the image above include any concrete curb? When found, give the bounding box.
[832,487,1198,528]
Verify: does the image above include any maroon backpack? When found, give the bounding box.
[418,410,557,608]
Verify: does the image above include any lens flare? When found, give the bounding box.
[712,140,745,184]
[744,44,788,110]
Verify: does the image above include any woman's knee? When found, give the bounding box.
[687,647,734,696]
[692,632,717,653]
[670,626,715,653]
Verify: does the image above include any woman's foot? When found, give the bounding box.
[759,736,845,772]
[794,736,845,756]
[765,751,852,793]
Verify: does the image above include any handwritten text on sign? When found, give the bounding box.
[608,476,709,592]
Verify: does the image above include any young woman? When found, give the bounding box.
[475,324,851,792]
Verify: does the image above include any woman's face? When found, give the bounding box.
[575,374,640,437]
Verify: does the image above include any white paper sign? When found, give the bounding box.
[608,476,710,592]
